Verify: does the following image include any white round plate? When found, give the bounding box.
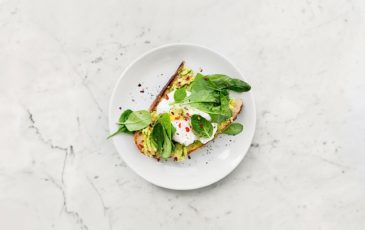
[109,44,256,190]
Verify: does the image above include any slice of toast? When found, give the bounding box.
[134,62,243,158]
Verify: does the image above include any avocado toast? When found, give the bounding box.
[109,62,251,161]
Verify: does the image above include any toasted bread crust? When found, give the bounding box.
[134,130,144,153]
[134,61,185,153]
[133,62,244,157]
[149,61,185,112]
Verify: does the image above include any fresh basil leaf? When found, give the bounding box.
[151,123,164,151]
[206,74,251,92]
[122,110,152,131]
[119,109,133,123]
[191,114,213,138]
[223,123,243,135]
[174,87,186,103]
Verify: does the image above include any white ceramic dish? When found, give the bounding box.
[109,44,256,190]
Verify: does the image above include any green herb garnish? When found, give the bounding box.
[151,123,164,151]
[108,109,133,138]
[205,74,251,92]
[174,73,246,122]
[108,109,152,138]
[223,123,243,135]
[174,87,187,103]
[191,114,213,138]
[121,110,152,131]
[151,113,175,159]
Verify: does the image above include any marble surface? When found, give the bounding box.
[1,0,365,229]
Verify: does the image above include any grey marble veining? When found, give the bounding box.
[1,0,365,229]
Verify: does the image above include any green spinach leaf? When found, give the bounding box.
[190,91,231,123]
[223,123,243,135]
[191,114,213,138]
[107,109,134,138]
[174,87,186,103]
[119,109,133,123]
[161,134,172,159]
[184,90,219,103]
[107,126,129,139]
[190,73,217,92]
[219,90,232,117]
[157,113,173,138]
[151,123,164,151]
[122,110,152,131]
[171,124,176,137]
[150,113,175,159]
[206,74,251,92]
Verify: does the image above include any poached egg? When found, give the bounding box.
[156,90,218,146]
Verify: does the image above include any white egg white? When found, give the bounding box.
[155,90,218,146]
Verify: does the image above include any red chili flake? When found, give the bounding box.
[199,123,204,129]
[186,112,190,116]
[185,127,190,132]
[175,116,180,120]
[174,157,178,161]
[186,76,190,81]
[157,158,160,162]
[178,123,181,128]
[184,117,188,121]
[165,94,169,100]
[204,77,209,81]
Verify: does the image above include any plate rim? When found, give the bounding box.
[109,43,257,190]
